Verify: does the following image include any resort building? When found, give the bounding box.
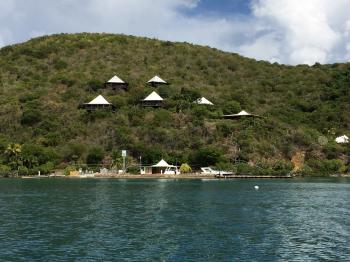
[223,110,260,119]
[141,91,164,108]
[335,135,349,144]
[79,95,115,110]
[140,159,180,175]
[105,75,128,90]
[147,75,168,87]
[194,97,214,105]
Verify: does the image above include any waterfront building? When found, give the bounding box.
[140,159,179,175]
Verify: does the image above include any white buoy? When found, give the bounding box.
[254,185,259,190]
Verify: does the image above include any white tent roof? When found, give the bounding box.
[152,159,174,167]
[195,97,214,105]
[147,75,167,84]
[335,135,349,144]
[143,91,164,101]
[107,75,126,84]
[223,110,260,118]
[236,110,251,116]
[87,95,111,105]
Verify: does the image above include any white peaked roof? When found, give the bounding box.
[195,97,214,105]
[335,135,349,144]
[87,95,111,105]
[107,75,126,84]
[236,110,251,116]
[152,159,174,167]
[143,91,164,101]
[147,75,167,84]
[223,110,260,118]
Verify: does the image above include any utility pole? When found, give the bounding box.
[122,150,127,174]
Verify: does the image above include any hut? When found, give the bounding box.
[79,95,115,110]
[223,110,260,119]
[140,159,179,175]
[335,135,349,144]
[105,75,128,90]
[141,91,164,107]
[194,97,214,105]
[147,75,168,87]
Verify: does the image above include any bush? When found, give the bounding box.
[222,100,241,115]
[0,165,11,177]
[64,165,77,176]
[21,109,42,125]
[18,166,29,176]
[180,163,192,173]
[193,147,223,167]
[86,147,105,165]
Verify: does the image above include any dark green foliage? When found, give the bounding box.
[86,147,105,165]
[192,147,223,167]
[21,109,42,125]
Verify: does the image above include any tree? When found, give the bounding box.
[86,147,104,165]
[4,143,22,169]
[180,163,192,173]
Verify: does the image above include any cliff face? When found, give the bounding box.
[0,33,349,175]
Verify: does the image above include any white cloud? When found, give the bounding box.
[0,0,350,65]
[243,0,350,64]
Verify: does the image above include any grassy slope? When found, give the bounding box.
[0,33,349,173]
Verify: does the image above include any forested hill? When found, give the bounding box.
[0,33,349,176]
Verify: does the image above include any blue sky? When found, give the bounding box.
[183,0,251,16]
[0,0,350,65]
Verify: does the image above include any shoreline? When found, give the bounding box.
[18,173,295,179]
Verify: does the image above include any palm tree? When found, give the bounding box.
[4,143,22,169]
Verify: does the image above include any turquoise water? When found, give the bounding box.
[0,178,349,261]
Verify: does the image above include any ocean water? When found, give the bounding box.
[0,178,349,261]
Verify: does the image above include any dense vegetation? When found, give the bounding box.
[0,33,349,176]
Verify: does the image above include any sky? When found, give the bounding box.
[1,0,350,65]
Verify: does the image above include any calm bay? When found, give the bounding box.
[0,178,349,261]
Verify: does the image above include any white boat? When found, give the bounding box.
[201,167,233,176]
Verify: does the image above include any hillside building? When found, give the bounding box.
[79,95,115,110]
[194,97,214,105]
[223,110,260,119]
[335,135,349,144]
[141,91,164,107]
[147,75,168,87]
[105,75,128,90]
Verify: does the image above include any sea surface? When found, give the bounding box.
[0,178,349,261]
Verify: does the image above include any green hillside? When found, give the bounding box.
[0,33,349,176]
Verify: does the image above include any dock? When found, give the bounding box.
[215,175,292,179]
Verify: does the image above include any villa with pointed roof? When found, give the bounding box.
[105,75,128,90]
[141,91,164,107]
[194,97,214,105]
[147,75,168,87]
[223,110,260,119]
[140,159,179,175]
[79,95,115,110]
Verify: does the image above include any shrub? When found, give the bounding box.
[21,109,42,125]
[0,165,11,177]
[193,147,223,167]
[222,101,241,115]
[18,166,29,176]
[86,147,105,165]
[180,163,192,173]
